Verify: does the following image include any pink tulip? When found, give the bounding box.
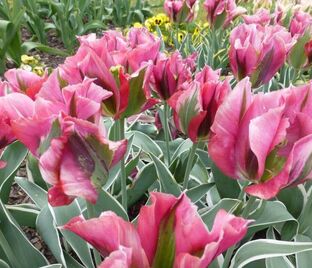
[288,11,312,69]
[0,93,34,168]
[204,0,246,29]
[63,192,250,267]
[37,69,112,124]
[149,51,196,100]
[13,114,127,206]
[164,0,199,23]
[229,23,294,87]
[289,11,312,37]
[168,66,230,142]
[243,9,271,26]
[4,69,48,100]
[60,29,160,119]
[208,78,312,199]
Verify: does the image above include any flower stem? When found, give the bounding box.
[182,142,198,190]
[222,195,257,268]
[118,118,128,210]
[163,102,171,165]
[86,201,102,266]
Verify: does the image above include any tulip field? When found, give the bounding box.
[2,0,312,267]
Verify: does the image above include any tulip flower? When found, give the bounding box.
[63,192,250,268]
[289,11,312,37]
[13,114,127,206]
[204,0,246,29]
[60,28,160,120]
[208,78,312,199]
[4,69,48,100]
[0,93,34,168]
[149,51,196,100]
[168,65,230,142]
[164,0,199,24]
[242,9,271,26]
[37,69,113,124]
[229,23,294,87]
[288,11,312,69]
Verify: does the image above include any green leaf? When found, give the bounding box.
[289,32,311,69]
[37,206,66,267]
[211,162,241,199]
[22,41,69,56]
[26,154,47,190]
[149,153,181,197]
[40,265,62,268]
[201,198,242,229]
[277,186,304,218]
[295,234,312,268]
[94,189,128,220]
[127,163,157,207]
[0,200,48,268]
[171,139,192,163]
[186,183,213,203]
[265,228,295,268]
[247,200,298,239]
[0,142,28,203]
[0,260,10,268]
[6,204,39,228]
[15,177,47,209]
[49,200,94,268]
[230,239,312,268]
[126,131,162,157]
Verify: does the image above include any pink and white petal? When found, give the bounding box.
[174,194,211,255]
[249,107,289,178]
[39,137,66,185]
[62,211,148,267]
[208,78,252,177]
[59,145,98,204]
[98,247,133,268]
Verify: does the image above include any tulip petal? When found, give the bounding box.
[209,78,252,177]
[63,212,149,267]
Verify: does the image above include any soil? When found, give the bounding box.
[21,27,67,69]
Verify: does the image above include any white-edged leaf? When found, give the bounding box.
[230,239,312,268]
[149,153,181,196]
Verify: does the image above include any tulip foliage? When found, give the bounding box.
[1,1,312,268]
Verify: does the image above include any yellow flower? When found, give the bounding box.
[33,66,44,76]
[154,13,170,26]
[144,18,155,31]
[177,31,187,43]
[21,54,39,65]
[133,22,143,28]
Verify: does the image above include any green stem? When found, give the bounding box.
[222,195,257,268]
[86,202,102,266]
[118,118,128,210]
[163,102,171,165]
[182,142,198,190]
